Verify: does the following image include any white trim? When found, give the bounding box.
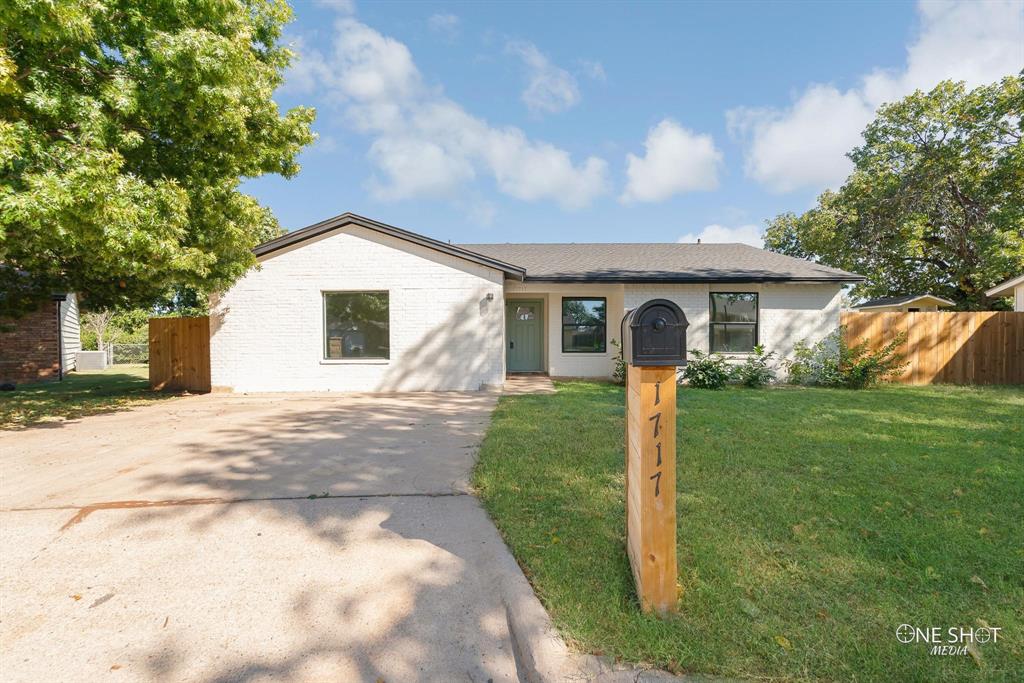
[986,274,1024,298]
[319,359,390,365]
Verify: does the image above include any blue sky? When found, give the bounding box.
[244,0,1023,246]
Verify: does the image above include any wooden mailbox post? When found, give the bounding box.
[622,300,688,614]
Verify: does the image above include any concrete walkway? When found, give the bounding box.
[503,375,557,395]
[1,393,541,682]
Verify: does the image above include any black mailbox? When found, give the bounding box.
[620,299,688,366]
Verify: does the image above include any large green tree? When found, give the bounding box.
[0,0,314,316]
[764,76,1023,309]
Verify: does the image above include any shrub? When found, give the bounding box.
[731,344,776,387]
[610,339,627,385]
[682,349,731,389]
[787,327,908,389]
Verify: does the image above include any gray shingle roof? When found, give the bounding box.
[457,242,864,283]
[252,213,864,283]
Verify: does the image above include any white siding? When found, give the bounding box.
[60,293,81,372]
[1016,284,1024,312]
[210,225,505,392]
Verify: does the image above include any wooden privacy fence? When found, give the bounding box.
[841,311,1024,385]
[149,316,211,392]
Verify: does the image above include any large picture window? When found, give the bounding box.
[323,291,390,360]
[562,297,606,353]
[709,292,758,353]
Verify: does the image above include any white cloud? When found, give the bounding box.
[621,119,723,203]
[728,0,1024,193]
[578,59,607,82]
[293,19,608,208]
[428,13,460,40]
[506,41,581,114]
[677,224,764,248]
[366,137,475,200]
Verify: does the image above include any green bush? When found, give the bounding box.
[610,338,627,385]
[731,344,776,387]
[682,349,731,389]
[787,327,908,389]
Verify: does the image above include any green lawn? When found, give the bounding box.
[0,366,174,429]
[473,382,1024,682]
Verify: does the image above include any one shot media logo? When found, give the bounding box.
[896,624,1002,656]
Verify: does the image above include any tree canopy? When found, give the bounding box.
[764,76,1023,309]
[0,0,314,316]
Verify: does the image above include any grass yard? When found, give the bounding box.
[473,382,1023,682]
[0,365,174,429]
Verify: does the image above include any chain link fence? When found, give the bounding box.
[104,342,149,365]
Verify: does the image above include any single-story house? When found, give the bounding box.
[209,213,863,392]
[852,294,955,312]
[986,274,1024,311]
[0,293,80,385]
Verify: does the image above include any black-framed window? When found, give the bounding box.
[709,292,758,353]
[323,291,390,359]
[562,297,606,353]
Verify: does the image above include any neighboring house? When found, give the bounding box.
[209,213,863,392]
[852,294,955,312]
[986,274,1024,312]
[0,293,80,384]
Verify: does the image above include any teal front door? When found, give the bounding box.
[506,300,544,372]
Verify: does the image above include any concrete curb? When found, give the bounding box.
[492,528,704,683]
[489,521,739,683]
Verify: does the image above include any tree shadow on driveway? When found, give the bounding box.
[1,391,529,683]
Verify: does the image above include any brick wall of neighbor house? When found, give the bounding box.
[209,224,506,392]
[0,301,61,384]
[625,282,844,374]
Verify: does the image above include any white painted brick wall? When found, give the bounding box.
[210,225,505,392]
[625,282,844,373]
[499,281,843,379]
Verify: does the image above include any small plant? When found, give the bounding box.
[682,349,731,389]
[786,327,908,389]
[610,338,627,385]
[731,344,776,387]
[841,332,909,389]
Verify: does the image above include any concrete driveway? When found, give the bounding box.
[0,393,546,683]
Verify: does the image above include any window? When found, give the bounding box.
[323,291,390,360]
[709,292,757,353]
[562,297,606,353]
[515,305,536,321]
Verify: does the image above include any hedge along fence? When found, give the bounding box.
[149,316,211,392]
[841,311,1024,385]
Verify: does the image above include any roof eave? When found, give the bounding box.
[253,213,526,280]
[985,274,1024,297]
[521,274,865,284]
[855,294,956,309]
